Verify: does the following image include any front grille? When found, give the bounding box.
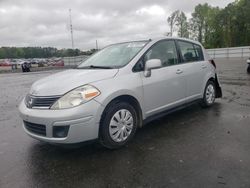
[24,121,46,136]
[25,95,60,109]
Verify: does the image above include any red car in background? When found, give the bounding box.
[0,59,11,66]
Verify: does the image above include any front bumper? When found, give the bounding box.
[18,99,104,144]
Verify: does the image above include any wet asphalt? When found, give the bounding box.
[0,58,250,188]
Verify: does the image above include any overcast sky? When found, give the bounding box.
[0,0,235,50]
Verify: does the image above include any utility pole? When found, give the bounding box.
[96,40,98,50]
[69,8,74,49]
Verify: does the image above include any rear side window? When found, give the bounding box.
[193,44,204,60]
[178,41,204,62]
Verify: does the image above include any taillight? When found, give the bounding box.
[209,59,216,69]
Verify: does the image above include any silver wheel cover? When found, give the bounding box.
[206,84,215,104]
[109,109,134,142]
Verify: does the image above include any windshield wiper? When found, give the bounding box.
[89,65,113,69]
[77,65,114,69]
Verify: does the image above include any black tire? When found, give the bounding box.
[200,80,216,108]
[99,101,138,149]
[247,65,250,74]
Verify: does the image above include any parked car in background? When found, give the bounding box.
[21,62,31,72]
[0,59,11,66]
[52,59,64,66]
[30,59,39,65]
[16,59,27,65]
[247,58,250,73]
[47,58,64,66]
[19,37,222,149]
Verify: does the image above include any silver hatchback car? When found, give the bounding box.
[19,37,222,149]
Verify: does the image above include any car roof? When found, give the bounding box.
[103,37,203,50]
[111,37,203,47]
[150,37,203,46]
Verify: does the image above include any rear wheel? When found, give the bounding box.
[200,80,216,108]
[99,101,138,149]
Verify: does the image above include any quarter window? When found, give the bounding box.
[178,41,204,62]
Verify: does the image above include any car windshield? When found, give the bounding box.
[77,41,148,69]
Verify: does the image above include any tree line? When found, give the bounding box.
[167,0,250,48]
[1,0,249,59]
[0,47,97,59]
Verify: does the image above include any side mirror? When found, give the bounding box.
[144,59,162,77]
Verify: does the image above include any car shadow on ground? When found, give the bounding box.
[26,102,223,157]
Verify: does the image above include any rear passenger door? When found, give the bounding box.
[177,40,206,101]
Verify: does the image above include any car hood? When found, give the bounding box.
[30,69,118,96]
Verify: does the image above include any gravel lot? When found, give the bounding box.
[0,58,250,188]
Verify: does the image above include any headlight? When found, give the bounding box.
[50,85,100,109]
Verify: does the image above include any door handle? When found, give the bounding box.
[176,69,183,74]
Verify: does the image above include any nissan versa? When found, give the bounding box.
[19,37,222,149]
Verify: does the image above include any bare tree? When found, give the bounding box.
[176,11,189,38]
[167,10,179,36]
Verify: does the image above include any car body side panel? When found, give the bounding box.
[201,64,216,95]
[140,65,187,117]
[93,72,146,119]
[183,61,214,103]
[187,61,205,96]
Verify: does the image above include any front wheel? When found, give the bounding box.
[247,65,250,74]
[200,81,216,108]
[99,101,138,149]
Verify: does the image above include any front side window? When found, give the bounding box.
[178,41,204,62]
[144,40,178,67]
[77,41,148,69]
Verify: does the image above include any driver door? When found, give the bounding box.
[140,40,187,117]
